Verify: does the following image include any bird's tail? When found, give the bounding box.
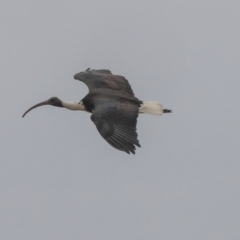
[139,101,172,115]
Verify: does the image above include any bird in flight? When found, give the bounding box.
[22,68,171,154]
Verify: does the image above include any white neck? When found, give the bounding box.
[61,101,87,112]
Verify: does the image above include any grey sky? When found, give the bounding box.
[1,0,240,239]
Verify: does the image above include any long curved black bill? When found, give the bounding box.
[22,101,49,118]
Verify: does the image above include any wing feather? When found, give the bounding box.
[90,101,141,154]
[74,69,136,98]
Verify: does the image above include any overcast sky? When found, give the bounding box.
[1,1,240,239]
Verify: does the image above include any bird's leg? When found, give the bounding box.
[163,109,172,113]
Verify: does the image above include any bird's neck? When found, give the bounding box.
[61,101,87,111]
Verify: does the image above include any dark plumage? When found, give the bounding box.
[74,69,142,154]
[23,68,171,154]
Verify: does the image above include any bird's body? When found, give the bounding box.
[23,68,171,154]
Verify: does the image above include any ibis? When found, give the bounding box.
[22,68,171,154]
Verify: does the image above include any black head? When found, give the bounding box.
[22,97,63,118]
[47,97,63,107]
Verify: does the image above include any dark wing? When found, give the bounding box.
[90,69,112,75]
[74,69,136,98]
[91,101,141,154]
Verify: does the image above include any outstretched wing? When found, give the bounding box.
[90,101,141,154]
[90,69,112,75]
[74,69,136,98]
